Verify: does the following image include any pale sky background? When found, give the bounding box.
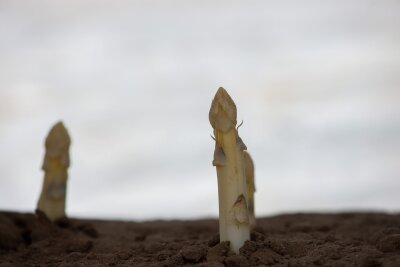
[0,0,399,220]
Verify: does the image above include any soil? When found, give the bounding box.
[0,211,399,267]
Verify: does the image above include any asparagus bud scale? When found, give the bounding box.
[243,150,256,229]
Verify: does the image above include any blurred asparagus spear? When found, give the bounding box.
[209,87,250,254]
[243,151,256,229]
[37,121,71,222]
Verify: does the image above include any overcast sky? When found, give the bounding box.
[0,0,399,220]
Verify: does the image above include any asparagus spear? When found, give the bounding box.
[209,87,250,254]
[243,151,256,229]
[37,121,71,221]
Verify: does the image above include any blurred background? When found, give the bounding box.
[0,0,399,220]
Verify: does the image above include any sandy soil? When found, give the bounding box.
[0,211,399,267]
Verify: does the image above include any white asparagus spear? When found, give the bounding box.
[37,121,71,221]
[243,151,256,229]
[209,87,250,254]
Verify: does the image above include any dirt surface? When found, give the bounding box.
[0,211,399,267]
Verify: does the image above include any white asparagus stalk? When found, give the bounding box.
[209,87,250,254]
[243,151,256,229]
[37,121,71,222]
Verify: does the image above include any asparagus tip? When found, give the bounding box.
[46,121,70,145]
[209,87,237,132]
[43,121,71,169]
